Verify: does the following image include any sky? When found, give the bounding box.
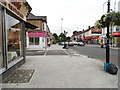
[27,0,120,36]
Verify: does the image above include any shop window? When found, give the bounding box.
[0,6,3,68]
[35,37,39,45]
[29,37,39,45]
[29,37,34,45]
[6,13,22,63]
[116,26,120,31]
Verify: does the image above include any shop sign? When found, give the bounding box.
[28,32,47,37]
[92,29,102,34]
[0,1,24,19]
[113,31,120,36]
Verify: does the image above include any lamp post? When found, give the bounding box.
[104,0,110,71]
[61,18,63,33]
[60,18,63,43]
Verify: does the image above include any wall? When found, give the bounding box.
[27,20,43,30]
[118,1,120,12]
[0,1,30,21]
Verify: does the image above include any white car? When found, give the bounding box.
[77,42,85,46]
[68,42,74,46]
[73,42,78,45]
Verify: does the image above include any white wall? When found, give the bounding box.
[118,1,120,12]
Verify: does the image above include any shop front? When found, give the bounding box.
[27,31,47,49]
[0,1,32,79]
[0,5,3,69]
[113,31,120,47]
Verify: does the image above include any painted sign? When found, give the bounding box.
[92,29,102,34]
[28,32,47,37]
[0,1,29,20]
[113,31,120,36]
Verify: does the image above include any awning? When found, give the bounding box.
[113,31,120,36]
[91,36,99,40]
[85,36,92,39]
[11,22,38,29]
[25,22,38,29]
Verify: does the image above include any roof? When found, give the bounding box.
[27,13,47,21]
[81,26,94,34]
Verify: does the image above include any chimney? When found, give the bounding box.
[88,26,90,29]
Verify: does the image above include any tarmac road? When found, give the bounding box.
[68,45,119,65]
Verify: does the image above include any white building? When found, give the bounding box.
[118,1,120,12]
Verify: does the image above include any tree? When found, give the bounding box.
[66,37,70,42]
[73,31,78,36]
[59,32,67,42]
[95,15,107,29]
[95,12,120,29]
[53,33,59,42]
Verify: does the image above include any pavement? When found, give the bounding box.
[2,44,119,88]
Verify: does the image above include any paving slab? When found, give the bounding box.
[2,55,118,88]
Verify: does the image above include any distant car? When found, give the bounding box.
[68,42,74,46]
[77,42,85,46]
[73,41,78,45]
[59,42,68,45]
[59,42,64,45]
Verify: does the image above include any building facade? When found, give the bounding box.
[0,1,32,79]
[26,13,51,49]
[80,26,102,44]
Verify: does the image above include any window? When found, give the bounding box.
[29,37,39,45]
[0,6,3,68]
[116,26,120,31]
[29,37,34,45]
[6,13,22,63]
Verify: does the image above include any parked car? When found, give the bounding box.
[73,41,78,45]
[59,42,68,45]
[77,42,85,46]
[59,42,64,45]
[68,42,74,46]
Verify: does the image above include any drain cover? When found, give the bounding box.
[3,69,35,83]
[46,50,68,55]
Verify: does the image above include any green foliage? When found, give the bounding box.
[73,31,78,36]
[95,12,120,29]
[59,32,67,42]
[53,33,59,42]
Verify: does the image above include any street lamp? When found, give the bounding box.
[104,0,118,75]
[61,18,63,33]
[104,0,110,72]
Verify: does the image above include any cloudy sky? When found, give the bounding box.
[27,0,119,36]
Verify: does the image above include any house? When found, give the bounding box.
[26,13,51,50]
[81,26,102,44]
[99,1,120,47]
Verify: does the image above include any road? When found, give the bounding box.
[68,45,119,65]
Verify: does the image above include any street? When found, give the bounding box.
[68,45,119,65]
